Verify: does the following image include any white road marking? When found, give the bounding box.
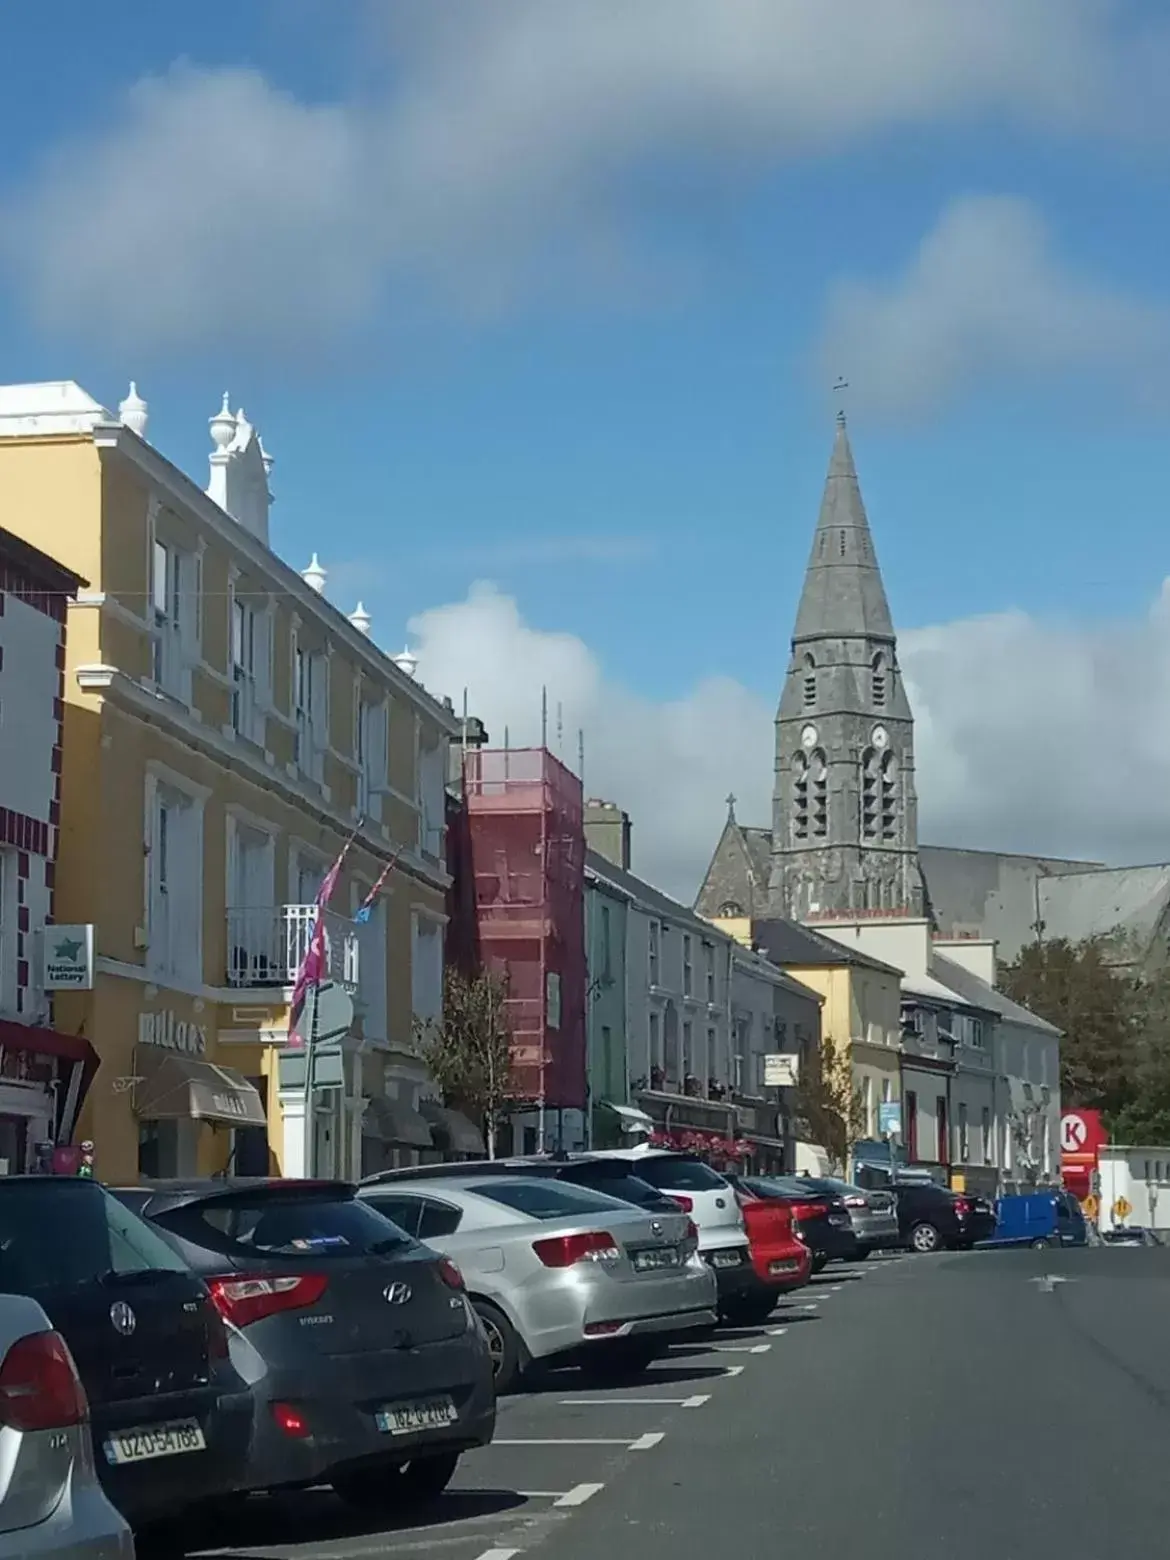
[802,1302,819,1310]
[517,1491,570,1499]
[713,1342,771,1353]
[767,1326,788,1337]
[630,1432,665,1450]
[557,1395,710,1407]
[474,1550,522,1560]
[721,1365,745,1378]
[495,1437,639,1447]
[555,1483,606,1507]
[829,1284,843,1292]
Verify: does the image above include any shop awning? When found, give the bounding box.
[134,1049,266,1128]
[418,1099,485,1156]
[599,1101,655,1132]
[363,1096,434,1149]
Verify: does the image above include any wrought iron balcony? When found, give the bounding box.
[225,905,360,991]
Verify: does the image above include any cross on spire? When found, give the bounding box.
[726,792,737,819]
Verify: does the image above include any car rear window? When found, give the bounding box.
[0,1180,190,1291]
[156,1192,414,1258]
[555,1165,681,1210]
[470,1179,629,1222]
[626,1157,730,1192]
[747,1176,813,1198]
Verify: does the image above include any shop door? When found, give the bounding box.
[0,1115,27,1175]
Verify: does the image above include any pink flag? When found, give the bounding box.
[287,840,352,1048]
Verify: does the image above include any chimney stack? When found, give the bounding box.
[585,799,632,871]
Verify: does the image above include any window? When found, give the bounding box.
[557,1164,680,1212]
[354,699,389,822]
[418,734,446,855]
[630,1157,730,1193]
[0,1181,188,1292]
[792,752,809,840]
[546,971,562,1030]
[648,921,660,985]
[705,945,716,1003]
[905,1090,918,1160]
[293,642,328,781]
[231,596,255,735]
[861,748,898,844]
[981,1107,991,1163]
[471,1180,623,1221]
[0,850,14,1015]
[683,935,693,996]
[871,652,886,707]
[936,1096,948,1164]
[293,643,311,768]
[600,1025,614,1094]
[802,653,816,707]
[958,1103,969,1161]
[157,1190,411,1258]
[810,749,828,838]
[970,1018,985,1049]
[411,917,443,1027]
[361,1194,423,1237]
[151,539,190,699]
[600,905,612,982]
[649,1010,662,1072]
[147,781,203,983]
[682,1019,693,1075]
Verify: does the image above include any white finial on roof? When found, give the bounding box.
[259,437,273,478]
[349,603,372,636]
[302,553,327,594]
[393,647,418,679]
[118,382,149,438]
[209,392,235,450]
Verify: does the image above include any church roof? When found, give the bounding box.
[792,413,896,644]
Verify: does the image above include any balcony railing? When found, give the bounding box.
[225,905,360,991]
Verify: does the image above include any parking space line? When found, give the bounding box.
[556,1394,710,1407]
[555,1483,606,1507]
[721,1365,745,1377]
[474,1550,522,1560]
[631,1432,665,1450]
[713,1342,771,1353]
[517,1490,571,1498]
[802,1302,819,1310]
[495,1437,640,1447]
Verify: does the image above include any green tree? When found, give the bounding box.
[792,1034,867,1174]
[414,968,515,1159]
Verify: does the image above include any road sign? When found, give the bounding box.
[1083,1194,1099,1219]
[763,1053,799,1087]
[1061,1113,1088,1153]
[1113,1196,1133,1221]
[879,1101,902,1138]
[277,1042,344,1092]
[292,981,354,1045]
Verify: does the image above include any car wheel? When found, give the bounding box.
[1031,1236,1056,1249]
[472,1298,523,1394]
[910,1222,941,1254]
[811,1254,828,1274]
[583,1340,660,1382]
[335,1452,460,1511]
[852,1246,871,1262]
[721,1291,779,1327]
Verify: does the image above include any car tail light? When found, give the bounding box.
[207,1273,328,1328]
[0,1331,88,1431]
[271,1401,311,1439]
[533,1231,621,1267]
[685,1219,699,1244]
[437,1257,465,1291]
[954,1198,971,1216]
[790,1202,823,1224]
[670,1195,694,1213]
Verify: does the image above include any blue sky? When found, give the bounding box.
[3,1,1170,894]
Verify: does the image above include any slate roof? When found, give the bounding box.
[931,951,1061,1037]
[750,916,903,977]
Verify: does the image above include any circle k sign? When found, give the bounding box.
[1061,1114,1088,1154]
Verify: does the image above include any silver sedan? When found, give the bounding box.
[360,1174,718,1392]
[797,1177,901,1256]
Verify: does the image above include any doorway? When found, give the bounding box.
[0,1114,28,1175]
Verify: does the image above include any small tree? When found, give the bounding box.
[792,1034,866,1175]
[415,967,514,1159]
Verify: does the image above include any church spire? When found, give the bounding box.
[791,412,895,645]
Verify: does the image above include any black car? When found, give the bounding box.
[113,1177,496,1512]
[892,1182,997,1252]
[727,1174,859,1271]
[0,1175,252,1531]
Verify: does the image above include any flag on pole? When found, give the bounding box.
[354,849,401,925]
[287,836,354,1048]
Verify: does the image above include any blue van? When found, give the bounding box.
[978,1189,1088,1249]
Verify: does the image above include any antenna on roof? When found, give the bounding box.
[578,728,585,786]
[556,701,564,755]
[540,686,548,749]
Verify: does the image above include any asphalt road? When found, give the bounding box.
[183,1244,1170,1560]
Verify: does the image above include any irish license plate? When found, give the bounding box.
[769,1259,801,1275]
[710,1249,743,1268]
[376,1397,458,1435]
[104,1419,205,1465]
[633,1247,681,1271]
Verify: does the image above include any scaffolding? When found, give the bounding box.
[463,747,586,1115]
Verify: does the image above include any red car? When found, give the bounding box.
[724,1190,811,1324]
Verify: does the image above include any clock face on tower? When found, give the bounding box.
[800,724,818,750]
[871,725,889,749]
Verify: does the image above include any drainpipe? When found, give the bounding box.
[725,938,736,1139]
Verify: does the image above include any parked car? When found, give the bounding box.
[111,1178,496,1512]
[0,1291,133,1560]
[0,1177,251,1534]
[730,1192,811,1323]
[365,1153,689,1216]
[891,1182,997,1252]
[584,1150,756,1317]
[787,1177,900,1258]
[725,1174,858,1271]
[359,1173,717,1392]
[979,1190,1087,1250]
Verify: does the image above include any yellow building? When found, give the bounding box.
[0,380,467,1183]
[702,914,903,1137]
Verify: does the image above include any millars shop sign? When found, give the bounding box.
[138,1010,207,1056]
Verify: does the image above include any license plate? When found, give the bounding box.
[633,1247,681,1271]
[104,1419,205,1465]
[768,1258,801,1275]
[376,1397,458,1435]
[709,1249,743,1268]
[828,1214,851,1226]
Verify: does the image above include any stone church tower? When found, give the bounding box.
[768,414,925,921]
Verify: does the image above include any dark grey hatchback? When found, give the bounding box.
[113,1178,496,1512]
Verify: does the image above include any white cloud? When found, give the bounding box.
[410,581,1170,904]
[5,0,1167,350]
[818,194,1170,420]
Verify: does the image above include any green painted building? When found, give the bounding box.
[584,866,644,1147]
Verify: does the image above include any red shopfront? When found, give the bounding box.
[0,1017,98,1174]
[1060,1108,1108,1202]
